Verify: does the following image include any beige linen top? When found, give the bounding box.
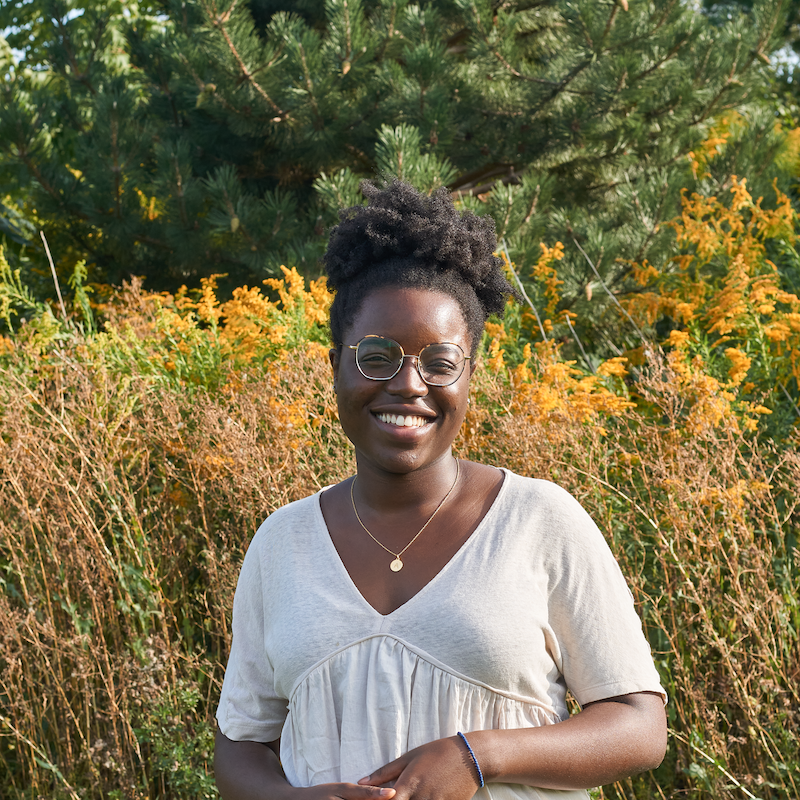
[216,470,666,800]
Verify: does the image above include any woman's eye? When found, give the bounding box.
[361,352,394,364]
[425,360,458,374]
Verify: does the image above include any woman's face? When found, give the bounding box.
[330,286,475,477]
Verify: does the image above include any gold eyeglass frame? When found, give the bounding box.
[347,335,471,387]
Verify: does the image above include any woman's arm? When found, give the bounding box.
[214,730,397,800]
[471,691,667,789]
[359,691,667,799]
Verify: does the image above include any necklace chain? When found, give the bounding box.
[350,459,460,572]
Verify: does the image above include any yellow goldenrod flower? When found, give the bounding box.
[724,348,751,386]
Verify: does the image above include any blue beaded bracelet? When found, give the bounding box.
[457,731,485,789]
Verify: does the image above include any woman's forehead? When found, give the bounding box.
[343,286,470,346]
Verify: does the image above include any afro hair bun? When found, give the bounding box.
[323,180,519,350]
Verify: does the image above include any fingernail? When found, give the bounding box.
[379,790,394,797]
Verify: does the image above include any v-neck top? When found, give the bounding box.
[216,470,665,800]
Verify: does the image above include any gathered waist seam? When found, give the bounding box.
[287,632,558,716]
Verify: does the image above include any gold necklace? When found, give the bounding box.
[350,459,460,573]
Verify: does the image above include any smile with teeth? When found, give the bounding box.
[376,412,431,428]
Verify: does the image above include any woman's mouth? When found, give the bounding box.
[375,412,431,428]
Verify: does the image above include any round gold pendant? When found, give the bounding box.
[390,558,404,572]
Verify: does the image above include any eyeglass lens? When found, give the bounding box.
[356,337,465,386]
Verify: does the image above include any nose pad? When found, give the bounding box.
[387,355,428,395]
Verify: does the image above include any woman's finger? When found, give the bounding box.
[357,758,406,788]
[339,785,396,799]
[316,783,395,800]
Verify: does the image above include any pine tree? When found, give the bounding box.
[0,0,793,354]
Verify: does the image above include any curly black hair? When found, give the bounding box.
[323,180,519,354]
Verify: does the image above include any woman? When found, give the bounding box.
[215,181,667,800]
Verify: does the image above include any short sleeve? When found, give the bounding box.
[541,486,666,708]
[216,534,289,742]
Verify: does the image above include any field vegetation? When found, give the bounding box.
[1,168,799,799]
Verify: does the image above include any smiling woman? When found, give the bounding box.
[213,181,667,800]
[331,288,472,479]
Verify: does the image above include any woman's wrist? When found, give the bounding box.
[453,729,504,785]
[455,732,485,788]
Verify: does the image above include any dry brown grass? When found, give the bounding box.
[0,333,352,798]
[0,273,797,799]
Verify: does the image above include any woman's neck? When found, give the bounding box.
[352,453,460,515]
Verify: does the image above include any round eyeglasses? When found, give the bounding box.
[347,336,471,387]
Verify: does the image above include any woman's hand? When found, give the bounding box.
[357,736,482,800]
[357,692,667,797]
[215,729,397,800]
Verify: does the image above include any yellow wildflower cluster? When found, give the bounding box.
[662,338,771,434]
[687,112,738,180]
[483,320,506,342]
[146,266,332,368]
[624,174,800,404]
[490,340,636,425]
[632,260,659,287]
[498,243,564,325]
[724,347,751,386]
[691,479,771,518]
[529,242,565,317]
[485,247,641,430]
[264,265,306,311]
[486,336,506,373]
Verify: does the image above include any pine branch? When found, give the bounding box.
[342,0,353,68]
[297,42,323,127]
[53,7,102,95]
[691,77,744,128]
[603,0,682,57]
[172,153,188,228]
[577,9,594,50]
[569,229,646,341]
[451,163,517,194]
[754,0,783,56]
[179,54,239,115]
[344,143,373,170]
[632,37,688,83]
[201,0,289,120]
[535,58,594,113]
[465,0,561,86]
[630,182,670,265]
[524,184,541,225]
[459,172,521,198]
[110,107,122,220]
[598,4,619,50]
[375,2,399,62]
[16,138,90,222]
[221,188,258,250]
[133,235,173,251]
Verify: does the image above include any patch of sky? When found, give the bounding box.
[2,6,85,64]
[774,44,800,83]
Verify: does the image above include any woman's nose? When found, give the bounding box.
[387,356,428,395]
